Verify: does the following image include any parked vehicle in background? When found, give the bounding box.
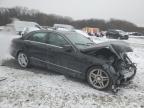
[106,29,129,40]
[128,32,144,36]
[53,24,74,31]
[10,30,136,92]
[7,20,41,35]
[21,26,41,36]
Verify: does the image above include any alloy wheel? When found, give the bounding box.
[18,52,29,68]
[88,68,110,89]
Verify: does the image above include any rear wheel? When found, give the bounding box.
[87,66,112,90]
[17,52,30,68]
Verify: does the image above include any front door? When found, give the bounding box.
[45,32,85,76]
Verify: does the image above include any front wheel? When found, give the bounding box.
[87,66,112,90]
[17,52,30,68]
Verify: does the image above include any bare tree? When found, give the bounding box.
[0,7,143,33]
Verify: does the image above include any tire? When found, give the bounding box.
[118,36,121,40]
[17,52,30,68]
[125,36,129,40]
[87,66,112,90]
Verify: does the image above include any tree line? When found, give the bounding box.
[0,7,144,33]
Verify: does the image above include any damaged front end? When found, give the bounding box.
[82,41,137,92]
[110,51,137,93]
[110,42,137,84]
[106,42,137,92]
[114,52,136,83]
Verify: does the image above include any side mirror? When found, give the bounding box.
[63,45,73,52]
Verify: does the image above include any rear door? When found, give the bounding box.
[24,31,50,67]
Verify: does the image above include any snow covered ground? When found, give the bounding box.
[0,32,144,108]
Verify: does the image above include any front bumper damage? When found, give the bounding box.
[118,63,136,83]
[103,63,137,93]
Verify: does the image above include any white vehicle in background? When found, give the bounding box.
[6,20,41,35]
[21,26,40,36]
[53,24,74,31]
[56,27,70,31]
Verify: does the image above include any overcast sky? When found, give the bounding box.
[0,0,144,27]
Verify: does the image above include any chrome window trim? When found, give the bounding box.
[24,31,77,52]
[31,57,81,74]
[25,40,63,49]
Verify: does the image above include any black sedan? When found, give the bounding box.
[10,30,136,92]
[106,30,129,40]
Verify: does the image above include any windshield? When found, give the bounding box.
[64,32,95,49]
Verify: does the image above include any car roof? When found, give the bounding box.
[30,29,77,35]
[22,29,78,39]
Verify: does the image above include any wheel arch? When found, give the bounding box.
[85,64,103,79]
[16,50,30,68]
[16,50,24,59]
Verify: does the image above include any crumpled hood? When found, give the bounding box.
[80,41,133,53]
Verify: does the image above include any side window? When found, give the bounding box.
[47,33,69,47]
[27,32,48,43]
